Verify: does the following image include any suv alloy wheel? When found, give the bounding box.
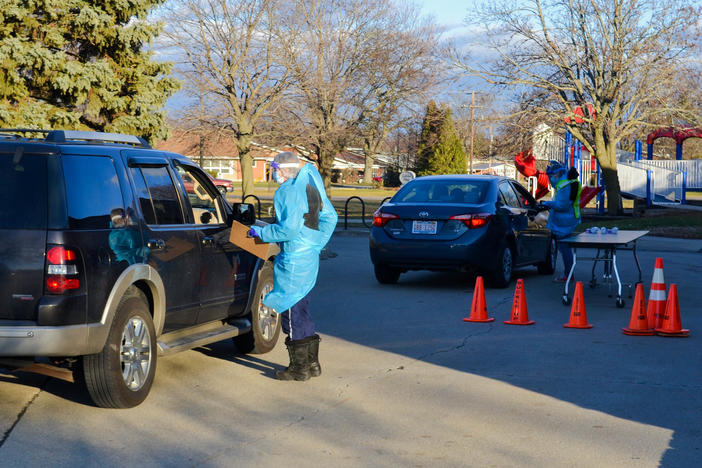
[233,263,280,354]
[83,288,156,408]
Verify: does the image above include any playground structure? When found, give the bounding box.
[645,127,702,161]
[514,127,702,209]
[514,132,604,211]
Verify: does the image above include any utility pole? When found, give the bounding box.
[469,91,475,174]
[198,92,205,168]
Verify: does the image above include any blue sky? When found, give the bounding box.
[418,0,472,31]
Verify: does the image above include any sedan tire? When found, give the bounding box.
[489,243,513,288]
[374,264,401,284]
[537,237,557,275]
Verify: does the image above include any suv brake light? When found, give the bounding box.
[373,211,399,227]
[46,246,80,294]
[449,213,493,229]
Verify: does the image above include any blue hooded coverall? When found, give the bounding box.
[541,163,581,277]
[250,163,337,339]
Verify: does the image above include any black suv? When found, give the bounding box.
[0,129,280,408]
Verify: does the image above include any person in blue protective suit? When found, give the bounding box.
[248,151,338,381]
[540,160,581,282]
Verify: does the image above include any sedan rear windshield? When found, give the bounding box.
[394,180,489,204]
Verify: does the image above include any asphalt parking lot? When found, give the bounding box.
[1,231,701,467]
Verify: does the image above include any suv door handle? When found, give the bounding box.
[147,239,166,250]
[201,236,214,247]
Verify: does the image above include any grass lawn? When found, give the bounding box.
[579,208,702,238]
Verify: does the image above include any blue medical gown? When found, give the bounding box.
[256,164,338,312]
[542,172,580,237]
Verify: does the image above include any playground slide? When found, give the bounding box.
[513,149,602,207]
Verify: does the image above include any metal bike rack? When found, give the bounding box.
[242,194,262,219]
[344,196,371,230]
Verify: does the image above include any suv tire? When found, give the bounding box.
[83,288,156,408]
[233,263,280,354]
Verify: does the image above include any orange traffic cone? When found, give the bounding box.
[646,258,667,329]
[463,276,495,322]
[504,279,534,325]
[622,283,654,335]
[655,284,690,337]
[564,282,593,329]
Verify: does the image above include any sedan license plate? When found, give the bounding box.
[412,220,437,234]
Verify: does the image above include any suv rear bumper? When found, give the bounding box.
[0,323,105,357]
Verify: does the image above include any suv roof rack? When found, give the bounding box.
[0,128,150,148]
[44,130,151,148]
[0,128,51,141]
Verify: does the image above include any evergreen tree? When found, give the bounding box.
[0,1,179,142]
[415,100,442,175]
[416,102,466,176]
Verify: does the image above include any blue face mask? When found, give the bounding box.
[272,170,285,184]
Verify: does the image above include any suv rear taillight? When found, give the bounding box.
[373,210,399,227]
[449,213,493,229]
[45,246,80,294]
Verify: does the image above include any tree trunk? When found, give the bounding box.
[199,134,205,167]
[237,125,254,200]
[363,152,375,184]
[594,135,623,215]
[317,136,337,197]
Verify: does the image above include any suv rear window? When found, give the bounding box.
[0,151,48,229]
[62,155,125,229]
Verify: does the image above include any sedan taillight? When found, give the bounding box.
[449,213,493,229]
[373,210,399,227]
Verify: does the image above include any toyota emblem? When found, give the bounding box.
[418,211,429,218]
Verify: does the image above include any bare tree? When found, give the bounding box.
[279,0,436,190]
[163,0,291,198]
[355,8,441,183]
[169,70,230,168]
[450,0,701,213]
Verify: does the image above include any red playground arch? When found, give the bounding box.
[646,127,702,160]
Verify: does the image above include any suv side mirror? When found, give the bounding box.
[231,202,256,225]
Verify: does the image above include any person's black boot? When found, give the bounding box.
[275,337,310,381]
[308,334,321,377]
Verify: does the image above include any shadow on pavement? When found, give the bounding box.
[315,235,702,467]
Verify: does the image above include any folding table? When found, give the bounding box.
[559,230,649,308]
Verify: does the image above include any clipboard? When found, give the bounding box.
[229,220,280,260]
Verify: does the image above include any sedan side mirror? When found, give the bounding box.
[231,202,256,225]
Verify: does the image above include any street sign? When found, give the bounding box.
[399,170,416,185]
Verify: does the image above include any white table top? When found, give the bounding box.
[561,230,649,247]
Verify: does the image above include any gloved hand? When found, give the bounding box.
[247,226,261,238]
